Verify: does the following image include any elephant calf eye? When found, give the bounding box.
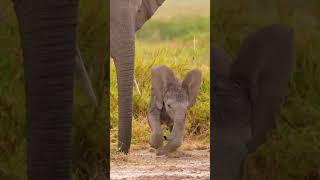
[167,104,172,108]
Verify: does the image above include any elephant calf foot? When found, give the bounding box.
[149,132,163,149]
[156,139,182,156]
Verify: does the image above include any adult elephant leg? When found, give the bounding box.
[14,0,78,179]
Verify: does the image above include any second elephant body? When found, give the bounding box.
[213,24,294,180]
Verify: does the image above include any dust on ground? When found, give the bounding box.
[110,144,210,180]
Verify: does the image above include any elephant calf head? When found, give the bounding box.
[147,65,202,155]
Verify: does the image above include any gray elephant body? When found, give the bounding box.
[147,65,202,155]
[110,0,165,153]
[13,1,80,179]
[213,46,252,180]
[213,24,294,179]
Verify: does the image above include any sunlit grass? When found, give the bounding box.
[152,0,210,20]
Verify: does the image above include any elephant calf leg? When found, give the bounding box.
[150,131,163,149]
[147,97,164,149]
[156,120,185,155]
[156,138,182,156]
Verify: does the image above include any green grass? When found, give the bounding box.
[152,0,209,20]
[0,0,107,179]
[110,3,210,150]
[0,1,27,178]
[213,0,320,179]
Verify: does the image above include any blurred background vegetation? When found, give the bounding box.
[213,0,320,179]
[110,0,210,151]
[0,0,107,179]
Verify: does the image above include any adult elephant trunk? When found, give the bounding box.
[110,0,165,153]
[110,0,136,153]
[14,0,78,179]
[114,55,134,153]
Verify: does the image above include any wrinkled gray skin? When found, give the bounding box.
[213,24,294,180]
[12,1,94,178]
[147,65,202,155]
[110,0,166,153]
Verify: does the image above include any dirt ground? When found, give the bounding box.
[110,145,210,180]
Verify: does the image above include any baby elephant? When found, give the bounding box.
[147,65,202,155]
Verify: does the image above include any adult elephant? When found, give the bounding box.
[12,0,95,179]
[110,0,165,153]
[212,24,294,179]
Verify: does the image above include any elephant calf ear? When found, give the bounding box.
[151,65,176,109]
[182,69,202,108]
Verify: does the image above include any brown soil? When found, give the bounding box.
[110,147,210,180]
